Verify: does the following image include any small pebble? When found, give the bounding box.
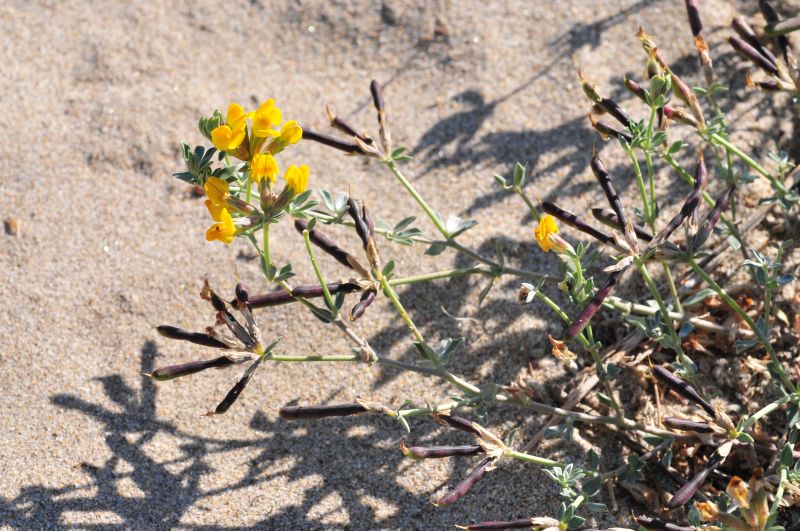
[4,217,19,236]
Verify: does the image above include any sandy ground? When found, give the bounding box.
[1,0,795,529]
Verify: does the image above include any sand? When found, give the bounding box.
[1,0,795,528]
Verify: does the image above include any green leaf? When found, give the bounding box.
[382,260,396,279]
[582,475,602,497]
[667,140,685,154]
[587,502,608,513]
[425,242,447,256]
[567,516,585,529]
[781,444,794,467]
[682,288,717,306]
[513,162,526,187]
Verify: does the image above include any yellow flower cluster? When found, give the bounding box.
[534,214,559,252]
[202,99,311,245]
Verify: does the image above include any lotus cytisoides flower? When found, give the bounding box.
[211,103,248,151]
[284,164,309,195]
[206,208,236,244]
[534,214,563,253]
[250,152,279,184]
[267,120,303,155]
[251,98,282,138]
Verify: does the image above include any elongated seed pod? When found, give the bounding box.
[692,186,734,250]
[652,191,701,245]
[301,128,362,154]
[663,417,714,433]
[434,457,494,506]
[350,289,376,321]
[589,116,633,143]
[541,202,615,246]
[668,454,724,508]
[694,149,707,192]
[663,106,699,128]
[591,208,653,241]
[400,441,483,459]
[732,16,779,67]
[206,355,266,416]
[235,283,249,304]
[325,104,371,143]
[596,98,631,129]
[652,366,715,416]
[148,356,237,381]
[156,325,229,349]
[591,156,627,231]
[439,414,480,435]
[685,0,702,37]
[456,519,537,530]
[624,76,648,101]
[347,198,370,250]
[765,16,800,38]
[370,80,385,113]
[279,403,368,420]
[565,272,619,340]
[729,36,780,76]
[759,0,795,66]
[245,282,362,309]
[634,515,694,531]
[294,219,354,269]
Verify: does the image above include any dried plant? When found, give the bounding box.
[151,1,800,528]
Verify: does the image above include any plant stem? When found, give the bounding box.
[388,266,487,286]
[506,450,562,467]
[385,160,450,238]
[708,132,784,191]
[688,258,794,391]
[514,186,541,221]
[741,391,798,431]
[303,229,337,315]
[628,148,651,226]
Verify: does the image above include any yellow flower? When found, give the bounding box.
[250,152,279,184]
[284,164,309,195]
[726,476,751,509]
[251,99,282,138]
[211,103,248,151]
[534,214,559,252]
[204,176,229,220]
[280,120,303,145]
[695,501,719,522]
[206,208,236,244]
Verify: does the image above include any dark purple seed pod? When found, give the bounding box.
[156,325,229,349]
[438,414,480,435]
[732,16,779,67]
[624,76,648,101]
[662,417,714,433]
[759,0,794,65]
[653,191,701,245]
[456,519,537,530]
[235,283,249,304]
[663,106,700,128]
[347,197,371,250]
[634,515,695,531]
[692,186,734,250]
[370,80,385,113]
[597,98,631,129]
[591,208,653,242]
[400,441,483,459]
[294,218,354,270]
[279,403,368,420]
[652,365,715,416]
[148,356,237,381]
[685,0,703,37]
[361,203,375,238]
[590,117,633,143]
[565,272,619,340]
[325,104,371,144]
[350,289,376,321]
[433,457,494,506]
[729,36,780,76]
[694,149,707,192]
[206,290,228,312]
[541,201,615,246]
[590,156,627,230]
[206,355,266,416]
[765,16,800,38]
[301,128,362,154]
[246,282,362,309]
[667,454,724,508]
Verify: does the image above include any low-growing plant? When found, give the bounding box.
[151,1,800,528]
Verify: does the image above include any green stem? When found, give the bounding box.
[515,187,541,222]
[506,450,562,467]
[688,259,793,391]
[303,229,336,314]
[386,160,450,238]
[388,266,487,286]
[628,148,651,226]
[708,132,784,190]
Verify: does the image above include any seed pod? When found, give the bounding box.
[692,186,734,250]
[325,103,371,143]
[235,283,249,304]
[634,515,694,531]
[667,454,724,508]
[662,417,714,433]
[591,208,653,242]
[541,202,615,246]
[348,197,371,250]
[565,272,619,340]
[746,73,782,91]
[732,16,779,67]
[301,128,362,154]
[651,190,701,246]
[589,114,633,143]
[759,0,795,67]
[370,80,385,113]
[765,16,800,38]
[438,414,480,435]
[294,219,354,270]
[663,106,700,128]
[652,365,715,416]
[455,518,541,530]
[624,76,648,101]
[433,457,494,506]
[205,354,266,416]
[685,0,702,37]
[156,325,230,349]
[148,356,238,381]
[400,441,483,459]
[591,156,627,231]
[279,403,368,420]
[246,282,362,309]
[350,288,376,321]
[729,36,779,76]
